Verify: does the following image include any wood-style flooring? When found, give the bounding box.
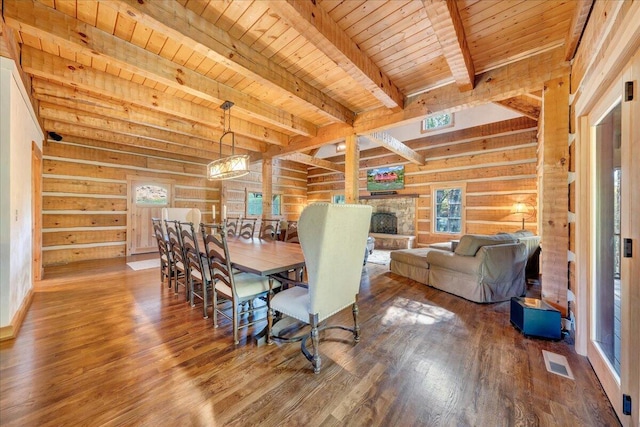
[0,255,619,426]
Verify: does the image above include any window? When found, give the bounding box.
[332,194,345,204]
[433,186,463,234]
[421,112,454,132]
[247,192,282,216]
[135,184,168,205]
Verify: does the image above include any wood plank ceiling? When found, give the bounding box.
[2,0,589,168]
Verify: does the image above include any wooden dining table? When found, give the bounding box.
[224,237,306,277]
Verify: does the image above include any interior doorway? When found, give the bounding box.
[127,177,174,255]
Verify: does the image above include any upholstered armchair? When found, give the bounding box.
[267,203,372,373]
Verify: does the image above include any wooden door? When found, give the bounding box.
[127,177,173,255]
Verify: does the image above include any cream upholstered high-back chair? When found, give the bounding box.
[267,203,372,373]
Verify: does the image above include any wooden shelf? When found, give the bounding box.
[359,193,419,200]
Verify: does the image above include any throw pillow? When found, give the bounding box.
[454,234,516,256]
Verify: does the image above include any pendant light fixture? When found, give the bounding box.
[207,101,250,180]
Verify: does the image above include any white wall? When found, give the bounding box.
[386,102,522,142]
[0,58,43,327]
[314,103,522,158]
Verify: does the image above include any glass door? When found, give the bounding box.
[593,102,621,376]
[586,51,639,425]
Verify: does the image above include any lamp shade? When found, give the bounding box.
[207,154,250,180]
[513,202,528,214]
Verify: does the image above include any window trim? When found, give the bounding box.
[431,183,465,235]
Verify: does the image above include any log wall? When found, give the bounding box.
[307,117,539,246]
[220,159,307,222]
[42,140,307,266]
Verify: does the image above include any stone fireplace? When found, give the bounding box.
[360,197,416,236]
[360,196,417,249]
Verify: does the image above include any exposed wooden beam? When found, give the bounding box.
[564,0,594,61]
[31,79,276,146]
[20,48,269,151]
[422,0,475,91]
[0,18,41,129]
[494,96,541,121]
[42,120,227,159]
[365,132,424,165]
[268,0,403,109]
[344,134,359,204]
[46,134,212,164]
[39,102,265,153]
[106,0,355,125]
[281,153,345,173]
[3,0,315,137]
[265,123,353,158]
[540,75,570,315]
[354,46,569,134]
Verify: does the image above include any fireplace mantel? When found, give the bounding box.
[359,193,419,200]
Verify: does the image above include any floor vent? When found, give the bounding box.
[542,350,574,380]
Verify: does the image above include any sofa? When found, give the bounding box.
[389,231,540,303]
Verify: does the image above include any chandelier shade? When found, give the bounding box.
[207,101,250,180]
[207,153,250,180]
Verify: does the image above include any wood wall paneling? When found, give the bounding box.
[306,117,539,246]
[540,75,570,316]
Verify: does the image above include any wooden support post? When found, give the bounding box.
[540,75,570,316]
[262,158,273,217]
[344,133,359,204]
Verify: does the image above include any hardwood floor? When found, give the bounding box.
[1,256,619,426]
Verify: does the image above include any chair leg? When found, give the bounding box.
[233,300,239,345]
[352,300,360,343]
[266,277,274,345]
[174,269,179,295]
[189,276,195,307]
[267,306,274,345]
[308,313,321,374]
[213,289,219,328]
[202,280,208,319]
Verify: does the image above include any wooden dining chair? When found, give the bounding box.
[200,223,281,344]
[178,221,212,318]
[267,203,372,373]
[164,219,189,300]
[238,218,257,239]
[224,217,240,237]
[258,219,280,241]
[152,217,173,288]
[284,220,299,243]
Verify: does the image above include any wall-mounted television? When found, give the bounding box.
[366,166,405,192]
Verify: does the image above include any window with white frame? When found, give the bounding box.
[421,112,454,133]
[433,185,463,234]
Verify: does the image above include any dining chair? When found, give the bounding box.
[178,221,212,318]
[284,220,299,243]
[224,217,240,237]
[258,218,280,241]
[152,217,172,288]
[238,218,257,239]
[165,219,189,300]
[200,223,281,344]
[267,203,372,373]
